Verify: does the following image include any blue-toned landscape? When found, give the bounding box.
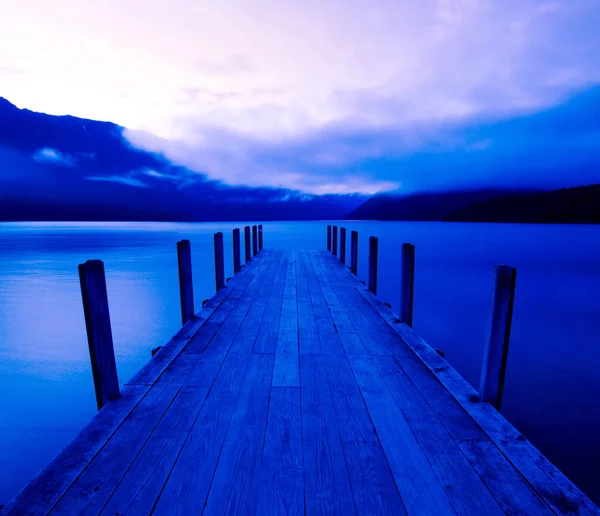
[2,0,600,512]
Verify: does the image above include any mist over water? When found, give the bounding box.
[1,221,599,504]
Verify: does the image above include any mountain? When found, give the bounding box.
[346,185,600,223]
[0,98,364,221]
[345,189,521,221]
[447,184,600,223]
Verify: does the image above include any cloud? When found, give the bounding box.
[124,126,401,195]
[32,147,76,166]
[86,175,148,188]
[0,66,29,76]
[3,0,600,193]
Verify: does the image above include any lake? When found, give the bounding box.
[1,220,599,505]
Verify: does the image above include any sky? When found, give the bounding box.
[1,0,600,195]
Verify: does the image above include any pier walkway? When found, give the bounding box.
[4,248,598,515]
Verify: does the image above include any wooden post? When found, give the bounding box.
[368,236,378,295]
[400,243,415,327]
[258,224,263,250]
[177,239,195,325]
[340,227,347,264]
[78,260,120,410]
[252,225,258,256]
[327,225,332,251]
[479,266,517,410]
[332,226,338,257]
[214,232,225,291]
[244,226,251,263]
[350,230,358,276]
[232,228,241,274]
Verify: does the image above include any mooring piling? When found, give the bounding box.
[368,236,378,295]
[78,259,120,410]
[177,239,195,325]
[350,230,358,276]
[214,232,225,291]
[400,243,415,327]
[479,265,517,409]
[233,228,241,274]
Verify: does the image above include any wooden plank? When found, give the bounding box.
[231,251,285,354]
[78,259,120,409]
[305,250,355,333]
[393,354,488,442]
[202,354,275,515]
[296,251,322,354]
[49,366,192,515]
[342,441,407,515]
[312,252,396,355]
[251,387,303,516]
[2,385,149,515]
[272,253,299,386]
[183,251,274,354]
[200,251,279,359]
[152,348,255,514]
[459,439,555,515]
[322,354,377,442]
[252,252,289,354]
[302,252,346,356]
[373,355,508,516]
[176,252,276,383]
[99,385,210,515]
[348,354,456,516]
[301,354,355,515]
[337,331,369,356]
[304,252,369,357]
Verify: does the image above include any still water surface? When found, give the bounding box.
[1,221,599,504]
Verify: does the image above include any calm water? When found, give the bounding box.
[1,221,599,504]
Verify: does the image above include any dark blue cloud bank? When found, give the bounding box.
[279,85,600,195]
[1,86,600,222]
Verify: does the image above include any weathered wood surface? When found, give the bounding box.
[400,242,415,327]
[252,224,258,256]
[5,249,597,516]
[78,260,120,410]
[480,265,517,409]
[232,228,241,274]
[350,229,358,275]
[244,225,251,263]
[213,231,225,292]
[176,239,194,325]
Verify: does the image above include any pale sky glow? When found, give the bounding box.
[1,0,600,194]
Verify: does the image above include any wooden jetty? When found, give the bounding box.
[3,225,599,515]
